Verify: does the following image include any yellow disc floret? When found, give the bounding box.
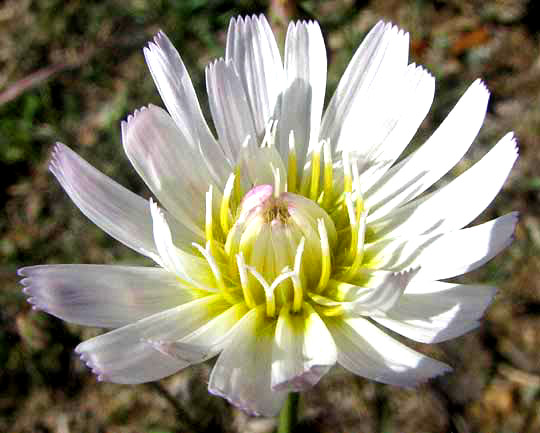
[194,134,372,321]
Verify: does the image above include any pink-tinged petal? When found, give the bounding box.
[49,143,157,259]
[122,105,219,237]
[154,302,249,362]
[144,31,230,184]
[206,58,258,164]
[49,143,195,258]
[75,294,229,384]
[19,264,194,328]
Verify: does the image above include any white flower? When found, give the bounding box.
[19,16,518,416]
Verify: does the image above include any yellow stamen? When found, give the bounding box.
[343,151,352,193]
[299,170,310,196]
[224,220,239,256]
[268,269,295,312]
[322,139,333,208]
[233,164,242,208]
[351,161,364,220]
[235,252,256,309]
[310,299,346,317]
[345,193,358,263]
[343,210,367,280]
[291,237,305,312]
[309,144,321,201]
[246,265,275,317]
[315,219,331,293]
[220,173,236,236]
[205,185,214,244]
[287,131,297,193]
[192,242,236,304]
[325,279,357,301]
[318,305,346,317]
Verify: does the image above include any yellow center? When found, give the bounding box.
[194,135,372,320]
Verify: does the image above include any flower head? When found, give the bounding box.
[19,16,517,416]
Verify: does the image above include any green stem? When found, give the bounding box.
[277,392,300,433]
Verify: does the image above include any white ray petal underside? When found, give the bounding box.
[144,31,230,184]
[75,295,230,384]
[123,105,219,237]
[278,20,327,179]
[19,264,195,328]
[365,212,518,280]
[321,21,409,153]
[226,15,284,137]
[49,143,195,258]
[368,132,518,238]
[374,281,496,343]
[365,80,490,216]
[327,315,451,387]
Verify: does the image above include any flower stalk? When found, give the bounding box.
[277,393,300,433]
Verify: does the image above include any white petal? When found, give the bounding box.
[240,145,288,190]
[311,269,417,315]
[354,65,435,191]
[226,15,284,136]
[278,20,327,175]
[367,132,518,238]
[208,306,287,417]
[75,294,229,384]
[150,302,249,362]
[365,212,518,280]
[350,268,418,313]
[19,265,194,328]
[373,281,496,343]
[49,143,163,259]
[145,340,209,364]
[271,303,336,392]
[181,302,248,352]
[206,58,258,163]
[123,105,217,237]
[336,54,409,154]
[365,80,490,217]
[321,21,409,152]
[149,200,215,290]
[143,32,230,184]
[327,316,451,387]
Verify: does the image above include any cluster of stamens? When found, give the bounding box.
[190,122,370,319]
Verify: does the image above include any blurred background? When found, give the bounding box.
[1,0,539,432]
